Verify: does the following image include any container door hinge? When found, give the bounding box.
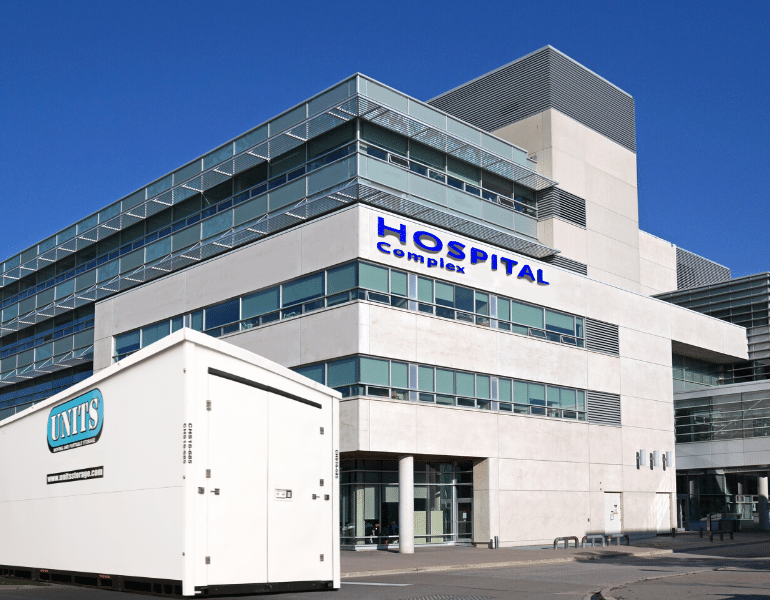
[205,557,210,565]
[206,469,211,478]
[320,427,324,435]
[206,400,212,411]
[320,554,324,562]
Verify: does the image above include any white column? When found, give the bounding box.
[759,474,769,531]
[398,455,414,554]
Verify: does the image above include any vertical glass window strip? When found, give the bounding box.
[391,362,408,389]
[435,281,454,307]
[171,316,184,333]
[476,375,490,399]
[528,383,546,414]
[390,270,407,296]
[499,379,512,402]
[190,310,203,331]
[436,369,454,394]
[417,278,433,303]
[475,292,489,316]
[454,286,474,312]
[456,372,475,397]
[418,366,435,392]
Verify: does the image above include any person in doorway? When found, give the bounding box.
[373,522,382,545]
[389,520,398,545]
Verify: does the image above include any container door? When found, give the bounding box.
[267,391,331,583]
[207,374,269,586]
[604,492,622,535]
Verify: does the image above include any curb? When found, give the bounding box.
[341,548,673,578]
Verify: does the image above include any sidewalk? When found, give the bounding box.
[341,532,770,578]
[341,544,671,578]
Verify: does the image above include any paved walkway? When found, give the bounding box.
[340,532,770,578]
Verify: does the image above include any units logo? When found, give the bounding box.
[47,389,103,453]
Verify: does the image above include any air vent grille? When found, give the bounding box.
[543,255,587,276]
[586,391,621,426]
[585,318,619,355]
[536,188,587,227]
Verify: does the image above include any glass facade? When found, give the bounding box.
[675,389,770,443]
[340,459,473,546]
[295,355,587,421]
[0,73,551,422]
[677,472,760,528]
[114,260,586,361]
[672,354,721,392]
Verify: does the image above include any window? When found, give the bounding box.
[115,331,140,359]
[328,357,358,388]
[242,287,279,319]
[205,299,240,330]
[282,273,324,307]
[511,300,543,329]
[142,320,170,346]
[328,263,358,294]
[359,263,388,293]
[360,357,390,387]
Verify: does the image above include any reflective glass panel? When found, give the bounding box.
[327,263,358,294]
[359,263,389,293]
[511,301,544,329]
[282,273,324,307]
[360,357,390,386]
[391,270,407,297]
[242,287,279,318]
[436,369,454,394]
[418,365,434,392]
[545,310,575,335]
[456,372,475,397]
[391,362,408,388]
[205,299,240,329]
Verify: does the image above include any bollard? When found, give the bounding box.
[494,536,499,549]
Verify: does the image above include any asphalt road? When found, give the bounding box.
[1,542,768,600]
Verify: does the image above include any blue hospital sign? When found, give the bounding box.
[47,389,104,453]
[375,216,550,285]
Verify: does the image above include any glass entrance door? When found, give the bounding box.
[456,499,473,540]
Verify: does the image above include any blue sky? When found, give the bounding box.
[1,0,768,276]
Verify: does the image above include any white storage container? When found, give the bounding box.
[0,329,340,596]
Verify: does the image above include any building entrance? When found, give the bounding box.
[340,459,473,546]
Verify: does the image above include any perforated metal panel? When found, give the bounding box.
[428,46,636,153]
[586,391,621,426]
[675,247,731,290]
[585,318,619,356]
[536,188,587,227]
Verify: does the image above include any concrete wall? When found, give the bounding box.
[494,109,641,293]
[639,231,678,296]
[94,204,749,545]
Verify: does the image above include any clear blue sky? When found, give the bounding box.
[1,0,768,276]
